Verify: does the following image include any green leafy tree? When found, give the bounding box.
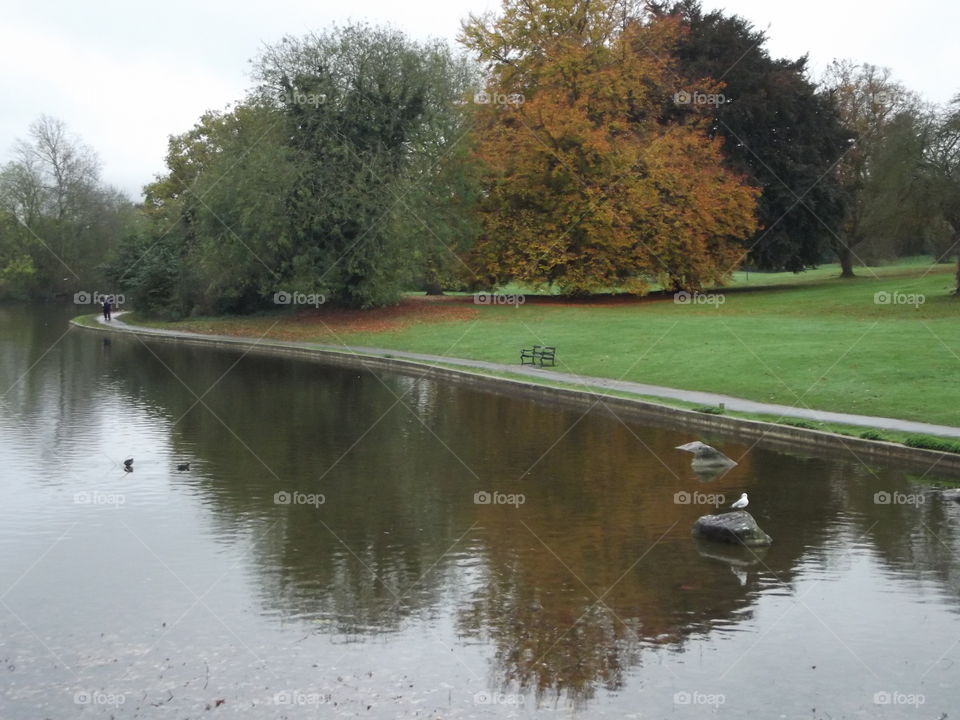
[921,97,960,293]
[0,208,36,299]
[852,110,935,262]
[115,104,292,316]
[0,116,132,299]
[822,60,919,276]
[254,25,479,307]
[839,98,960,292]
[114,25,478,318]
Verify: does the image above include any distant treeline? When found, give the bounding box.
[2,0,958,315]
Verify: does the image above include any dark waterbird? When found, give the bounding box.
[177,462,190,472]
[123,457,134,472]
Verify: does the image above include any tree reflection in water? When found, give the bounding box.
[8,310,960,711]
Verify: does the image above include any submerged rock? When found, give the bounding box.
[693,536,768,566]
[941,488,960,503]
[692,510,772,547]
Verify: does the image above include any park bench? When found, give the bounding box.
[520,345,556,367]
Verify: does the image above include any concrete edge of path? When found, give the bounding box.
[71,313,960,477]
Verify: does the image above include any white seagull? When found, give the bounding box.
[731,493,749,510]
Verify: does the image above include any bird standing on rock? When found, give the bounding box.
[731,493,749,510]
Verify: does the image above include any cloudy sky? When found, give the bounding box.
[3,0,957,200]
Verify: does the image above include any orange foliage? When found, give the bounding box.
[461,0,759,293]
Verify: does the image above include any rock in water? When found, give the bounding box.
[692,510,772,547]
[941,488,960,503]
[675,441,737,467]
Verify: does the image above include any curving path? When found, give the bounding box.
[89,313,960,439]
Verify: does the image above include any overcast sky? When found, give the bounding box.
[3,0,957,200]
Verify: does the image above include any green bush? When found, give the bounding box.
[904,435,960,454]
[784,419,817,429]
[695,405,725,415]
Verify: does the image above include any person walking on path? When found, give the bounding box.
[102,298,111,321]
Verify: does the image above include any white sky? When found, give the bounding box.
[2,0,957,200]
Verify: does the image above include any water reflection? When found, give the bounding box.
[1,307,960,716]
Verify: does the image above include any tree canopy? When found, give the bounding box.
[651,0,851,273]
[461,0,759,294]
[109,25,479,316]
[5,3,957,312]
[0,116,133,300]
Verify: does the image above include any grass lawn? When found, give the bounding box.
[121,260,960,426]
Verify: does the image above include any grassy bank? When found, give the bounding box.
[118,260,958,426]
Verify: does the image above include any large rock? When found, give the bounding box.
[692,510,772,548]
[675,441,738,468]
[941,488,960,503]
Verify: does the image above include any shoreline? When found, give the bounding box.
[71,313,960,477]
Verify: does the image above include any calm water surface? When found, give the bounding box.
[1,306,959,718]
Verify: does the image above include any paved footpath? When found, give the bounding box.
[91,313,960,439]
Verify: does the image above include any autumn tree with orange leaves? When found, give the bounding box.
[460,0,759,294]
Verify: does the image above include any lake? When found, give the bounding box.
[1,305,958,718]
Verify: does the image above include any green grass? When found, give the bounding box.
[71,314,101,328]
[111,259,960,427]
[904,435,960,453]
[338,262,960,426]
[481,255,951,295]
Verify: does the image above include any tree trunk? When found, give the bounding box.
[945,225,960,295]
[839,245,855,278]
[955,251,960,296]
[424,281,444,296]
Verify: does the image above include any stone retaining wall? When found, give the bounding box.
[72,318,960,477]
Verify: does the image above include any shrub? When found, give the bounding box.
[695,406,725,415]
[904,435,960,454]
